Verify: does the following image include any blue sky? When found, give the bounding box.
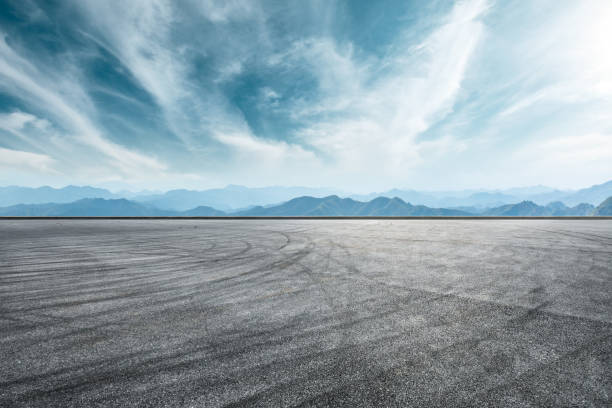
[0,0,610,192]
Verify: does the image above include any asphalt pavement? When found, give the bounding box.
[1,219,610,407]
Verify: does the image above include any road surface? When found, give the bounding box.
[1,219,611,407]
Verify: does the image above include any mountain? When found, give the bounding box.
[0,185,116,207]
[502,185,558,196]
[235,196,472,216]
[351,180,612,208]
[457,192,519,208]
[592,196,612,215]
[0,196,606,217]
[134,185,341,211]
[0,184,341,211]
[0,199,229,217]
[352,189,531,208]
[482,201,550,216]
[0,198,171,216]
[2,181,609,211]
[556,180,612,206]
[483,201,595,216]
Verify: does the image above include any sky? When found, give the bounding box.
[0,0,610,192]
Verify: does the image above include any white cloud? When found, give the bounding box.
[260,87,279,101]
[1,0,608,191]
[214,131,317,163]
[269,37,367,118]
[0,147,58,174]
[73,0,263,150]
[194,0,260,23]
[0,111,49,132]
[65,0,489,189]
[287,0,488,187]
[492,0,612,119]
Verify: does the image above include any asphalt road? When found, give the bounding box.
[1,219,610,407]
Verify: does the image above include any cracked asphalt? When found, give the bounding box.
[1,219,611,407]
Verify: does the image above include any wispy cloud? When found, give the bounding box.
[0,0,610,190]
[0,111,49,132]
[72,0,264,150]
[0,33,167,179]
[0,147,57,174]
[287,0,488,188]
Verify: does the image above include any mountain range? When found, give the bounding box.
[0,185,116,207]
[351,180,612,208]
[0,195,609,217]
[133,185,339,211]
[234,196,470,216]
[0,199,223,217]
[593,197,612,215]
[480,201,594,216]
[2,180,611,210]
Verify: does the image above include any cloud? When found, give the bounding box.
[286,0,488,187]
[0,33,167,178]
[0,111,49,132]
[214,131,318,169]
[0,147,57,173]
[493,0,612,118]
[72,0,263,150]
[0,0,610,190]
[194,0,261,23]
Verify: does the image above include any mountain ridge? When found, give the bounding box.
[593,197,612,215]
[0,199,222,217]
[232,195,471,216]
[2,180,610,210]
[481,201,594,216]
[0,195,608,217]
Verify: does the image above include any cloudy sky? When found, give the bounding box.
[0,0,610,192]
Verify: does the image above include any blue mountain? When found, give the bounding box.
[0,185,115,207]
[592,196,612,215]
[0,199,222,216]
[483,201,594,216]
[133,185,340,211]
[235,196,472,216]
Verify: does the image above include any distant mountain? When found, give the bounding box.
[352,189,529,208]
[502,185,558,196]
[0,198,169,216]
[482,201,549,216]
[235,196,472,216]
[483,201,594,216]
[548,202,595,216]
[592,196,612,215]
[134,185,341,211]
[0,184,341,211]
[2,181,609,211]
[351,180,611,208]
[0,199,230,217]
[0,185,116,207]
[556,180,612,206]
[0,196,607,217]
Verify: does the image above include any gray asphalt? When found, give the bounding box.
[0,220,610,407]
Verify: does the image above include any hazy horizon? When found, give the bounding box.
[2,178,611,196]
